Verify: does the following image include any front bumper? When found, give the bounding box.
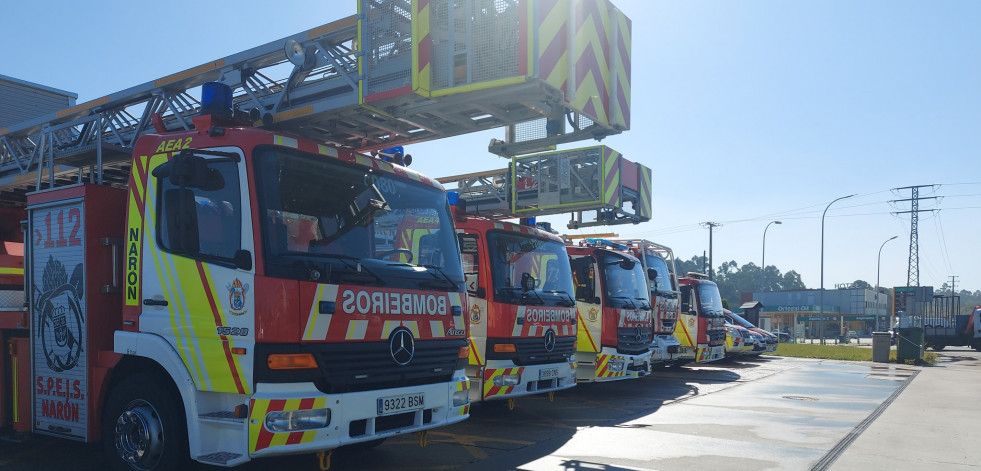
[248,375,469,458]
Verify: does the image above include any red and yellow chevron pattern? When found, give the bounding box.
[482,367,525,398]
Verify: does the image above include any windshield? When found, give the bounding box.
[644,253,674,293]
[254,146,463,291]
[727,311,755,328]
[599,251,650,309]
[487,231,575,307]
[696,282,724,317]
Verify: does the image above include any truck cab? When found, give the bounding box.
[452,210,577,404]
[567,240,652,381]
[606,239,683,368]
[675,273,726,364]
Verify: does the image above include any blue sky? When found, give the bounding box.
[3,0,979,293]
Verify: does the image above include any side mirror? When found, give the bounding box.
[233,249,253,271]
[648,268,658,281]
[618,260,635,270]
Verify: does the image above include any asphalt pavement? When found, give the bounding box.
[2,348,978,471]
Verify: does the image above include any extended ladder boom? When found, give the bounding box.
[439,145,651,229]
[0,0,631,206]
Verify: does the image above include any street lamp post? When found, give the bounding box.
[876,235,899,331]
[760,220,782,293]
[820,194,857,345]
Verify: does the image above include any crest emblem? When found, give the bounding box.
[588,307,599,322]
[470,304,481,324]
[227,278,250,315]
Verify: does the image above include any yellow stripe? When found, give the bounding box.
[273,135,299,148]
[249,399,271,453]
[146,183,208,389]
[429,76,527,97]
[0,267,23,275]
[468,336,483,366]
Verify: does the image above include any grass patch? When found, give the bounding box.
[763,342,937,365]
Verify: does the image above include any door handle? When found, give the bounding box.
[143,299,169,306]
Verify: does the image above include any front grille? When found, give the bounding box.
[254,339,466,395]
[617,327,652,355]
[508,336,575,366]
[707,330,726,343]
[314,339,465,394]
[659,319,676,331]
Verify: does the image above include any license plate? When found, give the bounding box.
[377,392,425,416]
[539,368,559,380]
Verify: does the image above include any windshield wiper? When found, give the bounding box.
[608,295,637,309]
[553,291,576,307]
[419,265,460,291]
[495,286,543,305]
[635,297,652,310]
[312,254,384,285]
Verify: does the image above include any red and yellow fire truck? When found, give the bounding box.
[0,90,472,469]
[605,239,684,368]
[451,208,578,406]
[567,239,652,381]
[675,273,727,364]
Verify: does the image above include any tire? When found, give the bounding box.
[102,373,190,471]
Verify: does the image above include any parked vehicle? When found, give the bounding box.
[724,310,777,353]
[604,239,684,368]
[724,323,754,357]
[567,240,654,381]
[923,305,981,351]
[674,273,727,364]
[450,208,578,406]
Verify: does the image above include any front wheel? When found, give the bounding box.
[102,373,190,471]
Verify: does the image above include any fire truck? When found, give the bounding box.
[0,0,633,468]
[567,239,652,381]
[604,239,684,368]
[449,207,578,406]
[675,273,727,364]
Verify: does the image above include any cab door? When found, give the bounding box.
[136,147,255,394]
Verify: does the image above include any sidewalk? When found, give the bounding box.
[830,349,981,470]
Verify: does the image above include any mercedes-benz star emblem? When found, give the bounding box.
[543,329,556,353]
[635,326,644,343]
[389,328,416,366]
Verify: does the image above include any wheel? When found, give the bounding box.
[102,373,190,471]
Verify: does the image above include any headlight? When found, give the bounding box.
[493,373,521,386]
[265,408,330,432]
[453,388,469,406]
[607,359,626,372]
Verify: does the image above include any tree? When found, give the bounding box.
[674,255,807,309]
[850,280,872,290]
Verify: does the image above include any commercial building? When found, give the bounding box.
[743,286,890,340]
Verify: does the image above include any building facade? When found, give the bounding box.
[747,287,890,340]
[0,74,77,128]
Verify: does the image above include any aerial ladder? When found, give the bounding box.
[0,0,632,205]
